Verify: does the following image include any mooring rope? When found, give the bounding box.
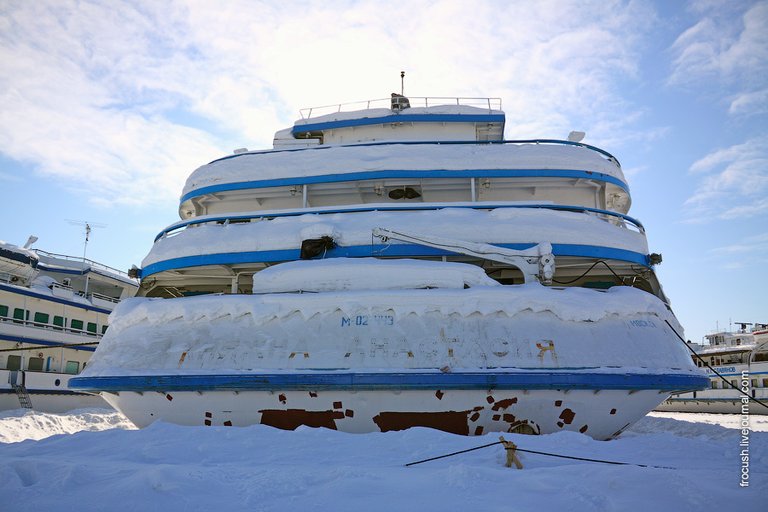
[405,441,675,469]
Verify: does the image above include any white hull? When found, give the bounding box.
[72,284,706,439]
[0,369,108,413]
[656,360,768,415]
[100,387,667,440]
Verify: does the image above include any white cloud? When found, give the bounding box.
[0,0,658,208]
[729,88,768,116]
[668,2,768,106]
[684,136,768,221]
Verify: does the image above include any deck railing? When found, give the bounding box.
[299,97,503,119]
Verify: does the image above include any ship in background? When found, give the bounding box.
[1,237,137,412]
[657,322,768,414]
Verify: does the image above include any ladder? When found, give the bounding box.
[13,384,33,409]
[8,371,33,409]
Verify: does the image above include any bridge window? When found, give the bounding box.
[64,361,80,374]
[0,304,8,318]
[70,319,84,331]
[87,322,97,334]
[28,357,43,371]
[34,312,49,325]
[53,316,65,329]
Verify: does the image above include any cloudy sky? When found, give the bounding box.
[1,0,766,342]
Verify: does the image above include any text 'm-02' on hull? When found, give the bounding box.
[70,94,706,439]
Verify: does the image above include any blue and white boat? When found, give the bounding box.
[657,323,768,414]
[1,238,138,412]
[70,94,706,439]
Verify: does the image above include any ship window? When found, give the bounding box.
[711,381,718,389]
[28,357,43,371]
[53,316,65,329]
[87,322,97,334]
[102,325,108,334]
[0,304,8,318]
[7,355,21,371]
[13,308,28,322]
[64,361,80,374]
[70,319,84,331]
[763,378,768,388]
[730,379,737,388]
[751,379,758,389]
[34,312,50,325]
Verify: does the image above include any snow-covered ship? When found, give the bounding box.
[70,94,707,439]
[657,323,768,414]
[1,238,137,412]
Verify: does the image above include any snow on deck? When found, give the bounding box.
[183,142,624,197]
[143,207,646,267]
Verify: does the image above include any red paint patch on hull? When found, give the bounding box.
[259,409,344,430]
[373,411,470,435]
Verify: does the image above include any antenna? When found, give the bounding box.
[400,71,405,95]
[66,219,106,261]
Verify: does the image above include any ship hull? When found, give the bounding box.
[70,285,707,438]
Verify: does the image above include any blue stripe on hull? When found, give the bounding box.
[70,371,708,393]
[0,283,112,314]
[139,242,650,278]
[0,333,98,352]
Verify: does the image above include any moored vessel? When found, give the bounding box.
[657,323,768,414]
[1,238,138,412]
[70,93,707,438]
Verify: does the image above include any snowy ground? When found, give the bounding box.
[0,409,764,511]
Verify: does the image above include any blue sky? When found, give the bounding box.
[1,0,766,343]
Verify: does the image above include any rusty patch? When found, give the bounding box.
[469,411,480,422]
[472,406,484,412]
[345,409,354,418]
[492,414,501,421]
[224,420,233,427]
[554,400,562,407]
[610,408,617,415]
[556,421,564,428]
[309,391,318,398]
[486,395,495,404]
[165,394,173,401]
[435,390,444,400]
[491,398,517,411]
[373,411,470,435]
[579,425,588,433]
[205,412,212,418]
[503,413,516,423]
[204,419,212,426]
[559,408,575,425]
[474,426,484,435]
[260,409,344,431]
[333,401,343,409]
[278,393,287,404]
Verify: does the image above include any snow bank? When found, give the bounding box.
[0,408,135,443]
[0,410,763,511]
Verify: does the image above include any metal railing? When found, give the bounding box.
[33,250,133,279]
[299,96,503,119]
